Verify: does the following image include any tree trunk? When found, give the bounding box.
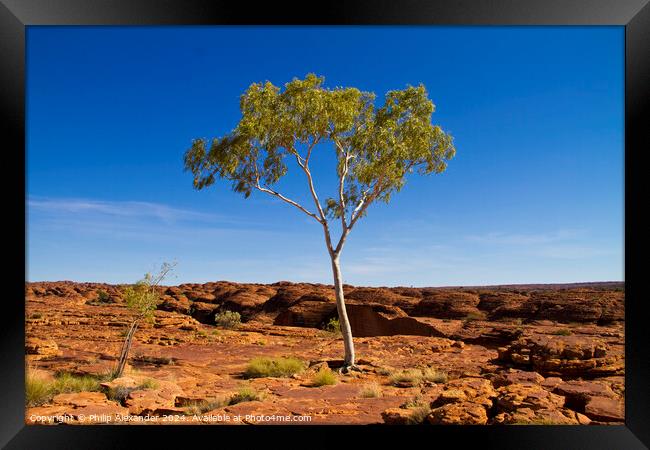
[330,255,355,368]
[114,321,138,378]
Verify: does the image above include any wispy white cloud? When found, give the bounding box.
[464,228,620,261]
[28,196,226,224]
[466,229,583,245]
[26,196,281,246]
[534,245,616,259]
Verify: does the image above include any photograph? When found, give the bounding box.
[24,25,626,426]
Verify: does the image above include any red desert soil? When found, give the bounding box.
[25,281,624,425]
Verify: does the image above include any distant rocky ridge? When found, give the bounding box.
[26,280,624,335]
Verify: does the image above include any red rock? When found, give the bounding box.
[428,401,488,425]
[413,291,481,319]
[125,381,185,415]
[492,407,588,425]
[381,407,417,425]
[495,384,565,412]
[584,396,624,422]
[25,337,61,359]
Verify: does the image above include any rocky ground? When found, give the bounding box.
[25,281,624,425]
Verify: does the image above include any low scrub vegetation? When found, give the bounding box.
[26,370,111,407]
[389,367,448,386]
[552,328,572,336]
[358,383,382,398]
[132,354,174,366]
[322,317,341,335]
[463,311,485,322]
[311,367,337,387]
[243,357,304,379]
[183,398,229,415]
[87,290,114,306]
[407,406,431,424]
[401,394,432,424]
[106,378,159,404]
[214,310,241,329]
[229,386,264,404]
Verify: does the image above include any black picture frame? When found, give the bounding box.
[2,1,648,448]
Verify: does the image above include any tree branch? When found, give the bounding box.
[254,184,322,223]
[338,151,350,230]
[348,177,385,230]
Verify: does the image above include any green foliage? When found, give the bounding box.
[26,372,54,407]
[229,386,264,404]
[311,367,337,387]
[243,356,305,378]
[52,372,104,394]
[97,290,111,303]
[184,74,455,224]
[121,262,175,323]
[322,317,341,335]
[26,371,111,407]
[214,310,242,329]
[139,378,159,389]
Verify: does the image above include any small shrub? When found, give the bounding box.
[376,367,393,376]
[421,368,448,384]
[358,383,382,398]
[390,367,447,387]
[402,394,427,409]
[140,378,159,389]
[401,394,431,424]
[322,317,341,335]
[29,312,43,319]
[229,386,263,405]
[26,371,53,407]
[97,290,111,303]
[389,369,423,386]
[311,367,337,387]
[214,310,241,329]
[107,385,134,403]
[408,406,432,425]
[26,371,111,407]
[464,311,485,321]
[132,354,174,366]
[184,398,228,415]
[552,328,572,336]
[106,379,158,403]
[243,357,304,379]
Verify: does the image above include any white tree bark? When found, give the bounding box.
[330,254,355,368]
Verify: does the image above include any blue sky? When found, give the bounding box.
[26,26,624,286]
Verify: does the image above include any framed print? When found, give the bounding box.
[2,0,648,448]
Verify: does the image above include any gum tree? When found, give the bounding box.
[113,262,175,378]
[184,74,455,371]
